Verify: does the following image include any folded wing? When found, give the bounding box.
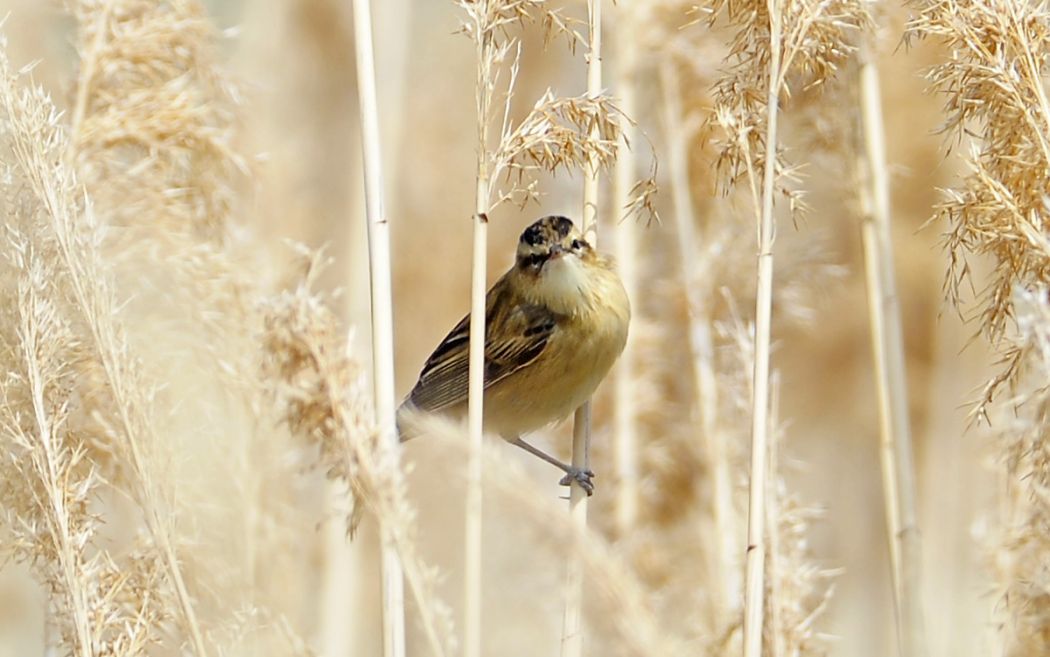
[406,288,557,413]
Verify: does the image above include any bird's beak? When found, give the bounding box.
[548,244,566,258]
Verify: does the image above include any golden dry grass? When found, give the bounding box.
[0,1,1043,657]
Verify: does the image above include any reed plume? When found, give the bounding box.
[907,0,1050,413]
[261,250,455,657]
[702,0,865,652]
[908,2,1050,654]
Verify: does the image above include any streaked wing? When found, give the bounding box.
[406,285,557,412]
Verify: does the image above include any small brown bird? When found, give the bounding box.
[398,215,630,494]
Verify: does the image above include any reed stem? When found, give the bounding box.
[857,35,926,657]
[562,2,601,655]
[465,5,495,656]
[351,1,407,655]
[743,0,782,653]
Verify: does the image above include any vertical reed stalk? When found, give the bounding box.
[562,2,601,655]
[562,402,590,657]
[465,7,494,657]
[743,0,782,654]
[766,373,784,657]
[612,0,638,537]
[856,34,926,657]
[465,203,487,657]
[660,60,735,610]
[351,1,407,655]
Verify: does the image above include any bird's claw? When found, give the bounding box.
[559,468,596,496]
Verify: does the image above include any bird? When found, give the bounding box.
[397,215,630,495]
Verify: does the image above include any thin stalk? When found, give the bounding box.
[767,373,784,657]
[562,2,601,656]
[351,2,407,656]
[857,37,926,657]
[612,1,638,537]
[660,61,735,611]
[562,403,590,657]
[743,0,782,655]
[465,204,487,657]
[465,8,494,657]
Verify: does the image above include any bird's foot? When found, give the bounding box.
[558,468,596,496]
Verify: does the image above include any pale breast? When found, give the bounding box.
[483,283,629,437]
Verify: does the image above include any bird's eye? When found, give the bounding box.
[571,239,584,250]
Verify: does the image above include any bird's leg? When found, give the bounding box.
[507,436,595,496]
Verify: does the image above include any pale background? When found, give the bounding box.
[0,2,1001,657]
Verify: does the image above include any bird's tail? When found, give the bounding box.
[395,403,421,442]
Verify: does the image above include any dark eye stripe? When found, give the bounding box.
[520,253,548,268]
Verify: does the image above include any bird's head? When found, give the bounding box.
[515,215,594,272]
[514,216,605,312]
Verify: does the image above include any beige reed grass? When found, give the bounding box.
[562,3,603,656]
[741,1,783,653]
[2,238,97,657]
[10,281,94,657]
[0,231,164,654]
[351,0,407,654]
[856,26,927,657]
[704,0,867,649]
[998,288,1050,656]
[612,0,639,538]
[2,49,210,657]
[907,1,1050,652]
[409,413,681,657]
[262,253,454,657]
[465,148,487,657]
[907,0,1050,412]
[462,3,495,656]
[660,58,736,613]
[767,372,783,657]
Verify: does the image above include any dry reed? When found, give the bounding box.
[995,287,1050,656]
[701,0,866,653]
[0,37,209,655]
[908,1,1050,654]
[0,220,166,657]
[907,0,1050,412]
[350,0,407,654]
[449,4,592,651]
[261,251,454,657]
[562,2,604,656]
[0,1,1043,656]
[855,20,927,657]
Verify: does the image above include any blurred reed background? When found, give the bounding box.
[0,1,1042,657]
